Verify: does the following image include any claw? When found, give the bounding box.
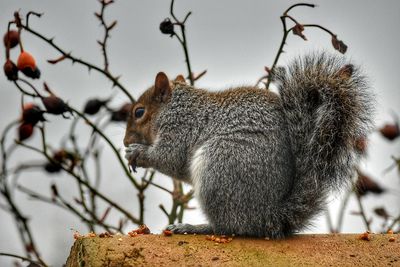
[130,162,137,173]
[124,143,145,172]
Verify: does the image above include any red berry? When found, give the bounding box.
[17,51,36,70]
[17,51,41,79]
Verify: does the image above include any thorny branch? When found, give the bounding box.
[166,0,195,85]
[13,11,135,102]
[258,3,346,89]
[95,0,117,72]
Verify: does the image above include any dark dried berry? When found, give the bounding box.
[22,103,45,125]
[42,96,70,115]
[44,162,62,173]
[292,24,307,40]
[159,18,175,36]
[84,98,107,115]
[18,123,34,141]
[20,66,41,79]
[355,171,385,196]
[3,30,20,49]
[374,207,389,220]
[53,150,68,162]
[111,103,132,122]
[379,124,399,141]
[3,60,18,80]
[332,35,347,54]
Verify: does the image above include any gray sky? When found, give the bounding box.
[1,0,400,265]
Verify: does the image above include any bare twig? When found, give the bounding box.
[169,0,194,85]
[355,194,371,232]
[15,12,134,102]
[0,252,44,267]
[95,0,117,72]
[15,140,140,225]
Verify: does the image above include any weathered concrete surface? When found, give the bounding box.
[66,233,400,266]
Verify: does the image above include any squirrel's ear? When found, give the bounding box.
[154,72,171,102]
[174,74,186,84]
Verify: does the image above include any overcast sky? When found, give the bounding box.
[1,0,400,265]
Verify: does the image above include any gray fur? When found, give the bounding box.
[125,52,374,238]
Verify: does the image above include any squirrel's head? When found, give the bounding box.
[123,72,186,147]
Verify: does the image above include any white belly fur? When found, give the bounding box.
[190,145,207,202]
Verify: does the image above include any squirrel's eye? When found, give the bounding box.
[134,107,145,118]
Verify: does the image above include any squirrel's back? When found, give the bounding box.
[159,86,286,138]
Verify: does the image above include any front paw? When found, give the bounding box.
[125,143,148,172]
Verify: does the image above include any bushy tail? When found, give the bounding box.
[273,52,374,236]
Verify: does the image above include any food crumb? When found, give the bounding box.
[206,235,233,244]
[359,232,371,241]
[87,232,96,238]
[99,232,112,238]
[128,225,151,237]
[73,231,82,240]
[163,230,173,236]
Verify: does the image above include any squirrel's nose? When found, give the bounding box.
[123,137,130,147]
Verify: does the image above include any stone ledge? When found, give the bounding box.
[66,233,400,266]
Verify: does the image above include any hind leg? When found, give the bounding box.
[165,223,213,234]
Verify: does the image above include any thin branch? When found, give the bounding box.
[0,252,44,267]
[143,178,172,194]
[283,3,315,15]
[95,0,116,72]
[15,141,141,225]
[12,80,139,190]
[169,0,194,85]
[301,24,335,36]
[13,81,37,98]
[355,194,371,232]
[387,215,400,232]
[336,189,352,233]
[325,210,335,233]
[18,16,134,102]
[69,107,139,188]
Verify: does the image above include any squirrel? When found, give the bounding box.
[124,52,374,238]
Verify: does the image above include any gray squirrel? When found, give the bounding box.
[124,52,374,238]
